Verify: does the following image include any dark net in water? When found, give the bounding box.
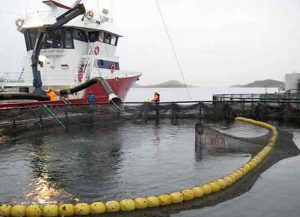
[0,101,238,130]
[0,102,271,205]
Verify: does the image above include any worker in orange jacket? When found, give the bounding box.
[47,89,57,101]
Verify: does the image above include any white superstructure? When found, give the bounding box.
[285,72,300,91]
[3,0,140,90]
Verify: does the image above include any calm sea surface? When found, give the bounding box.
[0,87,276,204]
[125,87,278,102]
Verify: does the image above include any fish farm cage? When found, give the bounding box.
[1,95,300,132]
[1,96,300,217]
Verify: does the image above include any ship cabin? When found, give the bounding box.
[23,27,119,51]
[9,0,129,90]
[22,26,121,71]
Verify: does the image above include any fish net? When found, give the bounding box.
[0,101,263,131]
[0,102,271,161]
[194,122,271,159]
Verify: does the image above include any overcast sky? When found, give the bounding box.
[0,0,300,86]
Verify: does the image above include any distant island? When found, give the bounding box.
[134,80,195,88]
[230,79,284,88]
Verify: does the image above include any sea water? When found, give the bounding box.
[125,87,277,102]
[0,87,275,204]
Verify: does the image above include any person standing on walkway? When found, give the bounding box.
[87,91,96,104]
[153,91,160,116]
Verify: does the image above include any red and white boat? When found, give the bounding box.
[0,0,141,108]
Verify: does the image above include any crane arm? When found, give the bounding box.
[32,3,86,95]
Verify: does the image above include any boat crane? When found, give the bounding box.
[0,0,140,106]
[31,3,86,95]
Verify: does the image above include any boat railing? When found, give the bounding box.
[111,70,142,78]
[82,46,94,82]
[0,72,25,86]
[283,89,300,98]
[213,93,263,101]
[213,91,300,104]
[0,69,140,89]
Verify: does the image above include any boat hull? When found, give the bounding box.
[0,75,140,109]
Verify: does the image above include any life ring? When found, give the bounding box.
[86,10,94,20]
[15,18,24,29]
[110,64,116,73]
[94,46,100,55]
[77,71,84,82]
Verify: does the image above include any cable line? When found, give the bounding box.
[154,0,192,100]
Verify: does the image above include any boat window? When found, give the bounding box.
[105,33,111,44]
[111,35,117,46]
[98,31,104,43]
[73,29,88,42]
[28,28,41,50]
[63,28,74,49]
[88,32,98,42]
[25,28,75,50]
[97,59,120,70]
[46,29,63,48]
[24,30,31,51]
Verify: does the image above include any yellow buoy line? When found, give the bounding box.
[0,117,278,217]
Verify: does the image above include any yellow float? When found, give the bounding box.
[134,198,148,209]
[90,202,106,214]
[119,199,135,211]
[10,205,26,217]
[58,204,74,217]
[105,201,120,213]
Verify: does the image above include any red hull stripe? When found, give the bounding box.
[0,75,141,109]
[43,0,71,10]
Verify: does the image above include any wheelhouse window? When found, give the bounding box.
[28,28,42,50]
[73,29,88,42]
[46,29,63,48]
[86,30,118,46]
[88,31,98,42]
[111,35,117,46]
[29,29,37,48]
[24,28,74,50]
[104,32,118,46]
[23,28,119,50]
[24,30,31,51]
[105,32,111,44]
[98,31,104,43]
[64,28,74,49]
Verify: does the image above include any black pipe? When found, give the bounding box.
[60,77,122,106]
[0,93,49,101]
[0,77,121,104]
[60,77,99,95]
